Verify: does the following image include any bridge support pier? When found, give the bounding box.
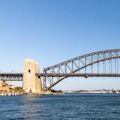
[23,59,42,94]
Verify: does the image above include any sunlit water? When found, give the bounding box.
[0,94,120,120]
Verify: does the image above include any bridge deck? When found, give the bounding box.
[0,73,120,81]
[39,73,120,77]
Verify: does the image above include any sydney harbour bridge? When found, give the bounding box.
[1,49,120,91]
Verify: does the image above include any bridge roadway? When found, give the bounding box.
[0,73,120,81]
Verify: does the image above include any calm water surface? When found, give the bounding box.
[0,94,120,120]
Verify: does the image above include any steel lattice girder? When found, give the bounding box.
[43,49,120,90]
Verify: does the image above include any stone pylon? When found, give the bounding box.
[23,59,42,94]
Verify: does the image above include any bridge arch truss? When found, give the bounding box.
[42,49,120,90]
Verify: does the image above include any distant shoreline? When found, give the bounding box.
[63,89,120,94]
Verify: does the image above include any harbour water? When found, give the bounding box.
[0,93,120,120]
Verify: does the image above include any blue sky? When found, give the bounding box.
[0,0,120,90]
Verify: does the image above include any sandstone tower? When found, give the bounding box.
[23,59,42,94]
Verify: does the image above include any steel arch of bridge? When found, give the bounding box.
[43,49,120,90]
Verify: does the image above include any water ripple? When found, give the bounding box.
[0,94,120,120]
